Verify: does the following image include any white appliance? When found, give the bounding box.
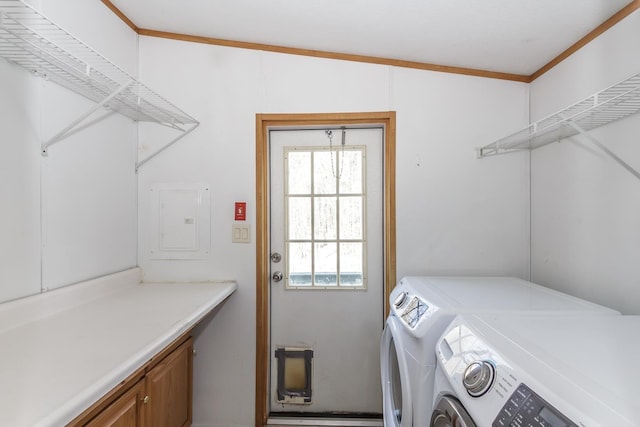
[432,313,640,427]
[380,276,619,427]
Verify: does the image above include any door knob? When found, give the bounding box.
[272,271,283,282]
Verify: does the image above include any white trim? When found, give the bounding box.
[267,418,383,426]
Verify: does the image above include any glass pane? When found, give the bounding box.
[284,357,307,389]
[338,150,363,194]
[314,151,337,195]
[288,197,311,240]
[287,151,311,195]
[389,339,403,423]
[314,197,337,240]
[339,196,363,240]
[288,242,312,286]
[315,242,337,286]
[340,242,363,286]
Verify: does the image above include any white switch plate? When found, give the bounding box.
[232,224,251,243]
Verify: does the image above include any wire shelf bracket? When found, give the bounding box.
[41,79,133,156]
[478,71,640,173]
[566,120,640,182]
[0,0,200,168]
[135,122,200,171]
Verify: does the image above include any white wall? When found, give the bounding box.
[137,37,529,427]
[0,55,41,301]
[530,10,640,315]
[0,0,138,301]
[393,67,530,277]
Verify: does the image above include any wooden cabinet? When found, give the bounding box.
[70,336,193,427]
[144,338,193,427]
[85,381,146,427]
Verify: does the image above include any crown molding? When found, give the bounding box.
[102,0,640,83]
[530,0,640,81]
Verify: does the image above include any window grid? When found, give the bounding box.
[284,146,367,289]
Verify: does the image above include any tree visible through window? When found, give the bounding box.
[285,146,366,289]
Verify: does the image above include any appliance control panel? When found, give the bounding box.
[493,383,577,427]
[399,295,427,327]
[390,288,437,338]
[436,317,588,427]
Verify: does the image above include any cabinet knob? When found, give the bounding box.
[142,395,150,404]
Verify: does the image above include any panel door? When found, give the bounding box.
[145,338,193,427]
[85,380,146,427]
[269,127,384,414]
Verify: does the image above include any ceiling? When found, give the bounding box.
[108,0,634,78]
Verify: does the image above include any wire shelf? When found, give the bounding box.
[0,0,199,166]
[479,72,640,157]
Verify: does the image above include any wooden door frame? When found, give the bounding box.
[255,111,396,427]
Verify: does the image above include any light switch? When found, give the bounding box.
[232,224,251,243]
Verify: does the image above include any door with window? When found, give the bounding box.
[269,127,384,416]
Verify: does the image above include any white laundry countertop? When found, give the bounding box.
[0,269,236,427]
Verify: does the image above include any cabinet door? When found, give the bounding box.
[85,380,146,427]
[145,338,193,427]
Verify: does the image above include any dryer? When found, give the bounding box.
[432,313,640,427]
[380,276,619,427]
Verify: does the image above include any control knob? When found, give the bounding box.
[463,360,495,397]
[393,292,408,308]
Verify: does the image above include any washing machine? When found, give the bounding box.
[380,276,619,427]
[432,313,640,427]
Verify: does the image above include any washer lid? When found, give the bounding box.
[402,276,618,314]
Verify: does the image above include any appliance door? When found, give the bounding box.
[380,316,412,427]
[430,395,476,427]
